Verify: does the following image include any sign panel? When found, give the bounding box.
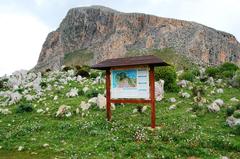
[111,68,149,99]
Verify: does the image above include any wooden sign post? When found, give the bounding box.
[92,55,169,129]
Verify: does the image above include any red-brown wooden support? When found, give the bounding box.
[149,66,156,128]
[106,69,111,121]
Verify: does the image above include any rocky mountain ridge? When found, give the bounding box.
[35,5,240,71]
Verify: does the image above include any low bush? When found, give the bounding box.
[192,86,205,96]
[232,125,240,135]
[206,67,220,78]
[206,63,239,79]
[233,111,240,118]
[40,82,47,88]
[155,66,179,92]
[75,69,90,78]
[191,68,200,76]
[62,66,73,72]
[226,107,235,116]
[86,89,99,98]
[235,103,240,110]
[179,71,195,82]
[230,70,240,88]
[219,62,239,72]
[78,89,84,96]
[192,104,203,112]
[90,72,99,79]
[16,103,34,113]
[45,68,51,72]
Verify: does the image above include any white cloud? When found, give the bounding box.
[0,13,50,76]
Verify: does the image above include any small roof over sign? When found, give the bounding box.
[91,55,169,70]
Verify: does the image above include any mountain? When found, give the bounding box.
[35,5,240,71]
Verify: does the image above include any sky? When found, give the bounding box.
[0,0,239,76]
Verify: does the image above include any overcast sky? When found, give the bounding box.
[0,0,239,76]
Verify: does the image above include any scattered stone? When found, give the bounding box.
[216,79,223,84]
[80,101,91,111]
[56,105,71,117]
[133,108,138,113]
[76,108,80,114]
[168,97,176,103]
[9,92,22,105]
[169,105,176,110]
[97,94,106,109]
[43,143,49,148]
[36,109,44,113]
[88,97,97,104]
[220,156,229,159]
[53,96,58,100]
[226,116,240,127]
[177,80,189,88]
[216,88,224,94]
[208,102,220,112]
[230,97,239,102]
[213,99,224,107]
[111,103,116,110]
[65,112,72,117]
[0,108,11,115]
[206,77,215,86]
[66,88,78,97]
[18,146,24,151]
[155,80,164,101]
[83,87,89,93]
[25,94,35,101]
[142,106,148,112]
[180,92,190,98]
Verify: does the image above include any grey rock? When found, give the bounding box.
[34,5,240,71]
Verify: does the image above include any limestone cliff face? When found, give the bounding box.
[35,5,240,71]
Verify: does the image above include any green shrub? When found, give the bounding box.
[206,67,220,78]
[179,71,195,82]
[219,62,239,72]
[192,86,205,96]
[81,65,91,72]
[231,71,240,88]
[0,78,8,90]
[78,89,84,96]
[90,72,99,79]
[75,69,90,78]
[233,111,240,118]
[222,71,235,78]
[40,82,47,88]
[206,63,239,79]
[192,104,203,112]
[74,65,82,70]
[45,68,51,72]
[62,66,73,72]
[86,89,99,98]
[155,66,179,92]
[226,107,235,116]
[16,103,34,113]
[191,68,200,76]
[235,103,240,110]
[232,125,240,135]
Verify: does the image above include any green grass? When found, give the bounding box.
[125,48,196,70]
[0,77,240,158]
[64,49,94,67]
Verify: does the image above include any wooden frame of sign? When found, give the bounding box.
[91,55,169,128]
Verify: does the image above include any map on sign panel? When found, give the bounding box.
[111,68,149,99]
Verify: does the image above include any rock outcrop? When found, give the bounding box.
[35,5,240,71]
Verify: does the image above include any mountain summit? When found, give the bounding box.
[35,5,240,71]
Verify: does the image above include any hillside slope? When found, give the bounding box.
[35,5,240,71]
